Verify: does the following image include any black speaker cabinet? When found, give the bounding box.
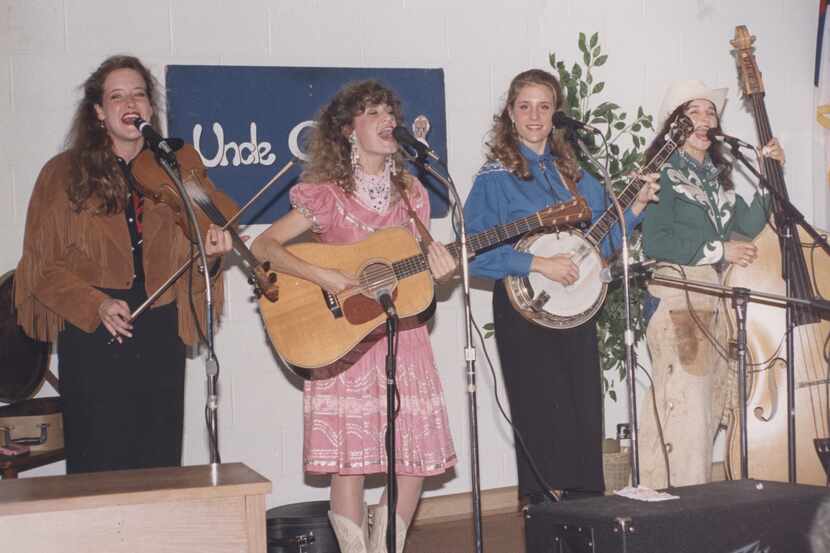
[526,480,830,553]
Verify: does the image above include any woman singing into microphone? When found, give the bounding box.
[638,80,785,489]
[252,80,457,553]
[15,55,233,474]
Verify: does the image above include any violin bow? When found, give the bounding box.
[117,158,297,333]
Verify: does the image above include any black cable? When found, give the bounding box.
[659,263,787,372]
[471,314,562,504]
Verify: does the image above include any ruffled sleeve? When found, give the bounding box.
[289,182,338,234]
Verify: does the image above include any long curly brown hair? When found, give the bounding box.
[486,69,582,183]
[65,55,162,214]
[644,101,734,190]
[301,80,410,193]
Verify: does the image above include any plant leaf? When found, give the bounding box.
[592,82,605,94]
[578,32,587,53]
[590,32,598,48]
[595,54,608,66]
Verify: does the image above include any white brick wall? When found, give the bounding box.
[2,0,822,508]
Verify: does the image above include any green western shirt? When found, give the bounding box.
[642,150,769,266]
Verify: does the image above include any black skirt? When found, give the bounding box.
[57,285,185,474]
[492,280,604,497]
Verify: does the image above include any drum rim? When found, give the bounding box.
[0,269,51,404]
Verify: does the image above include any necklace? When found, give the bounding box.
[353,163,393,213]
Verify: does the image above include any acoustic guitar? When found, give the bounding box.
[259,197,591,379]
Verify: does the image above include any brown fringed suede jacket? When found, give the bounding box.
[15,151,227,346]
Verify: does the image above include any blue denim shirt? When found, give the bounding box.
[463,143,644,280]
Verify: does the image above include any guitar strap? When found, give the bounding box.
[553,159,580,198]
[393,179,434,247]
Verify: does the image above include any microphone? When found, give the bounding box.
[599,259,658,283]
[132,117,183,158]
[373,289,398,319]
[393,125,440,161]
[707,128,754,150]
[553,112,601,135]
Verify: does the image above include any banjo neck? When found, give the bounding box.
[389,197,591,282]
[585,135,683,247]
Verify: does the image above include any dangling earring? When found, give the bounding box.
[99,119,106,129]
[349,131,359,169]
[386,155,397,176]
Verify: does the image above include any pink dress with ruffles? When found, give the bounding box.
[290,179,457,476]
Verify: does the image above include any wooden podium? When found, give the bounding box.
[0,462,271,553]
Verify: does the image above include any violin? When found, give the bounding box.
[131,144,279,302]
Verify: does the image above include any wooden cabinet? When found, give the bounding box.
[0,462,271,553]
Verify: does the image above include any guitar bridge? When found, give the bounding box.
[322,290,343,318]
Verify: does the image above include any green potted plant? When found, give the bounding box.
[550,32,654,402]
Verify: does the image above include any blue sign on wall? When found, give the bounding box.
[165,66,449,224]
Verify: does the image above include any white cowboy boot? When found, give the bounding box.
[368,505,409,553]
[328,506,369,553]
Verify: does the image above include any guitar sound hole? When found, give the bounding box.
[360,262,396,298]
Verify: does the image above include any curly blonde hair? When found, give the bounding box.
[486,69,582,184]
[302,80,410,193]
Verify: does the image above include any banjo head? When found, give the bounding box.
[507,230,607,329]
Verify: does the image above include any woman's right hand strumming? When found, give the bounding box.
[531,253,580,286]
[99,297,133,342]
[314,267,359,293]
[723,240,758,268]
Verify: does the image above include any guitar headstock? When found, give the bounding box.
[666,114,695,146]
[731,25,765,98]
[539,196,592,228]
[251,262,279,302]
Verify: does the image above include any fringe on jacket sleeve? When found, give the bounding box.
[14,154,108,342]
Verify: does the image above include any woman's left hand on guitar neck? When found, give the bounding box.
[632,172,661,215]
[426,242,458,283]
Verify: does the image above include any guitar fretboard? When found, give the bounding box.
[391,204,580,280]
[586,139,679,244]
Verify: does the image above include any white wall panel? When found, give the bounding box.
[170,0,269,58]
[64,0,171,56]
[3,0,66,53]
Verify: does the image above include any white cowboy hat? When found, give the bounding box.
[656,80,728,129]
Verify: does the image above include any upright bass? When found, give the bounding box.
[724,26,830,485]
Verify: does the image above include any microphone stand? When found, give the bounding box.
[149,147,220,465]
[400,146,485,553]
[728,144,830,482]
[382,301,399,553]
[646,271,830,478]
[573,137,642,486]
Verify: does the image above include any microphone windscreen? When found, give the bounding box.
[393,125,415,145]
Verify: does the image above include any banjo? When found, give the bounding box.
[505,114,694,329]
